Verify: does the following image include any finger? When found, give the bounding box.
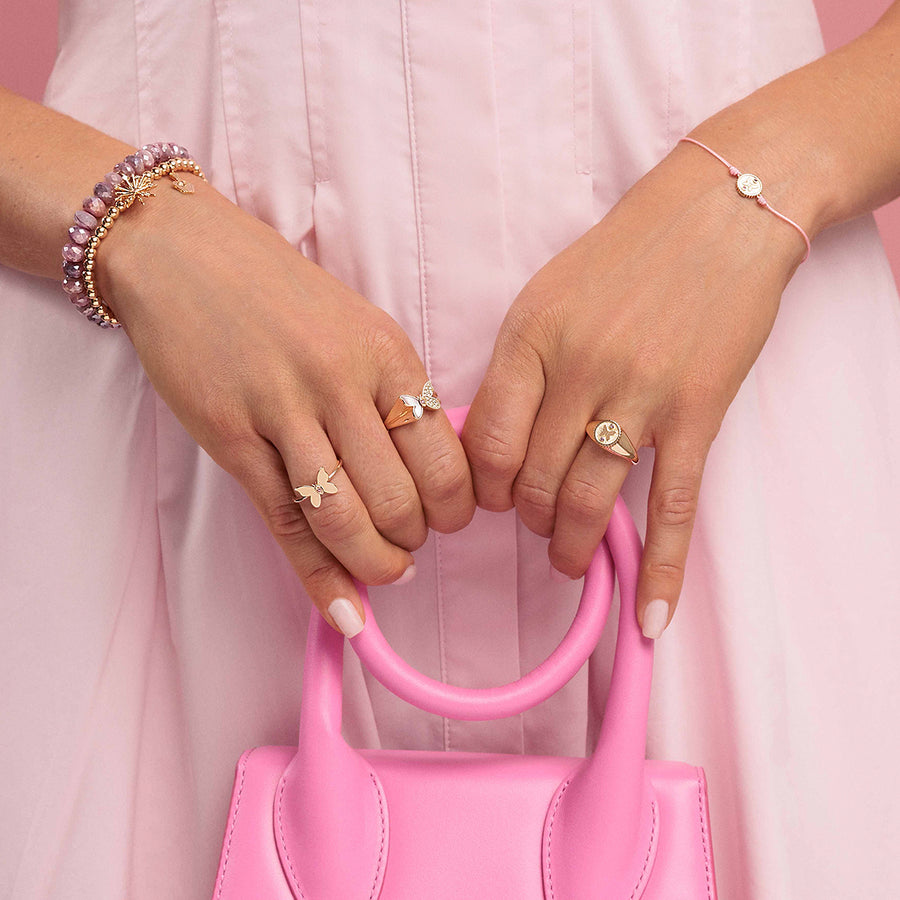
[548,413,644,577]
[328,398,429,551]
[267,417,414,586]
[376,380,476,534]
[462,331,545,511]
[636,436,708,640]
[233,436,368,637]
[511,382,600,538]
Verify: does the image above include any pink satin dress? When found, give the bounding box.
[2,1,899,897]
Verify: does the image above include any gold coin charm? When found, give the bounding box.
[735,173,763,198]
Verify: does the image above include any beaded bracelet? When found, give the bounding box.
[678,137,811,263]
[61,143,206,328]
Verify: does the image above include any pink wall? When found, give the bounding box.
[0,0,897,283]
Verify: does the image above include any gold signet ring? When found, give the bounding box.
[293,460,343,508]
[586,420,639,465]
[384,381,442,430]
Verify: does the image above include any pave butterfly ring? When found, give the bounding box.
[293,460,343,507]
[586,419,640,465]
[384,381,442,430]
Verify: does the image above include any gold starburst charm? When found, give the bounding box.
[114,173,156,207]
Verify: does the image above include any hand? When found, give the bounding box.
[463,140,806,637]
[98,177,476,633]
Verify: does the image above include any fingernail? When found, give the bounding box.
[550,564,577,583]
[394,563,417,586]
[327,597,365,638]
[642,599,670,640]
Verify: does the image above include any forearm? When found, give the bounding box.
[0,85,134,279]
[684,2,900,249]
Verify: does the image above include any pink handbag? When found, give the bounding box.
[212,414,718,899]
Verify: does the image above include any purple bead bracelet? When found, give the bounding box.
[61,142,197,328]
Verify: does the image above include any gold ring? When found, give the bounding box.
[292,460,343,508]
[586,420,639,465]
[384,380,442,430]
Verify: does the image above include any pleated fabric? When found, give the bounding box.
[2,1,899,896]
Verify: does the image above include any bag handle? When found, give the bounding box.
[347,403,642,719]
[274,407,658,899]
[349,552,614,719]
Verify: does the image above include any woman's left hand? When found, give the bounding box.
[463,138,808,638]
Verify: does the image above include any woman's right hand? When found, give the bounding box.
[98,175,476,634]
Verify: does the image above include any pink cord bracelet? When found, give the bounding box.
[679,137,811,263]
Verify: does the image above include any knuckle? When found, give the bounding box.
[264,497,312,544]
[299,559,341,593]
[464,429,524,482]
[421,447,471,506]
[556,475,609,524]
[644,559,685,582]
[309,493,367,541]
[513,473,558,521]
[212,427,262,477]
[367,486,422,537]
[652,485,697,527]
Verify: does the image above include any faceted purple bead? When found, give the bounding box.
[126,153,145,175]
[93,181,114,203]
[160,142,174,159]
[62,278,85,295]
[105,170,124,188]
[62,242,84,263]
[63,261,82,279]
[114,160,135,177]
[68,225,91,245]
[144,143,164,162]
[169,144,184,159]
[71,294,92,310]
[83,196,106,218]
[73,209,98,231]
[139,148,155,169]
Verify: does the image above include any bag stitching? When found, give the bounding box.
[544,777,571,899]
[367,770,387,899]
[215,748,253,897]
[274,766,387,899]
[697,769,714,900]
[546,780,659,898]
[277,775,305,897]
[629,800,658,899]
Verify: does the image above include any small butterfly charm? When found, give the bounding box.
[418,380,441,410]
[398,394,425,420]
[293,467,340,508]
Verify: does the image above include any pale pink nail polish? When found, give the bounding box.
[394,563,417,586]
[642,599,670,640]
[549,564,575,583]
[327,597,365,638]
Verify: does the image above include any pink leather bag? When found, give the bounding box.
[212,414,718,899]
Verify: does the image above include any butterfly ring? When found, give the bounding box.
[384,380,442,430]
[585,419,639,465]
[292,460,343,508]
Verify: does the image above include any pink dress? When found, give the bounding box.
[2,0,899,897]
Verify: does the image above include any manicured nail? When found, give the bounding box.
[642,599,670,640]
[394,563,417,586]
[550,564,576,583]
[327,597,365,638]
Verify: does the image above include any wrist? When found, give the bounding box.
[92,170,214,326]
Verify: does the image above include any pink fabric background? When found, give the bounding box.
[0,0,897,283]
